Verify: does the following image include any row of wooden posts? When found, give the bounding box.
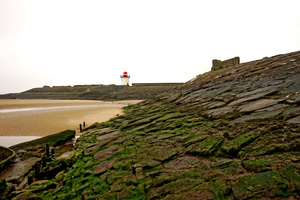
[33,143,52,182]
[33,122,86,181]
[33,122,85,181]
[79,121,85,132]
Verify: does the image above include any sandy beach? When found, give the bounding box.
[0,99,142,137]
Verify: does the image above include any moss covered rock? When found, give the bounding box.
[280,163,300,192]
[25,180,57,193]
[232,170,289,199]
[12,191,42,200]
[189,137,224,156]
[0,179,7,194]
[241,158,271,172]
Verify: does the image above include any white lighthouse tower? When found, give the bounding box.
[120,71,130,86]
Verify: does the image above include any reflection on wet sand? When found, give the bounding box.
[0,99,142,146]
[0,136,41,148]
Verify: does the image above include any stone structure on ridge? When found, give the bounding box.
[211,56,240,71]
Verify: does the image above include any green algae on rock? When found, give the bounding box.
[232,171,290,199]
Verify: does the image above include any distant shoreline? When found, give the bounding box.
[0,83,182,101]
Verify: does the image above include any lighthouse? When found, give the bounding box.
[120,71,130,86]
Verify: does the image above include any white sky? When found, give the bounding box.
[0,0,300,94]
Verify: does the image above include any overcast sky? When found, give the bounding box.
[0,0,299,94]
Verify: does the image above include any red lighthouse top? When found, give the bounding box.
[120,71,130,78]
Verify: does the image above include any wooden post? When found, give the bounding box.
[42,156,46,168]
[51,148,55,155]
[35,163,40,180]
[46,144,49,158]
[80,124,83,132]
[83,121,85,128]
[28,174,33,185]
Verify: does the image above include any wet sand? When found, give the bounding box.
[0,99,143,137]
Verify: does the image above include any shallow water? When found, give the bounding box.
[0,104,124,114]
[0,136,41,147]
[0,136,81,148]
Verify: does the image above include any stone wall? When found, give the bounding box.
[80,84,180,100]
[0,146,16,173]
[132,83,184,87]
[211,56,240,71]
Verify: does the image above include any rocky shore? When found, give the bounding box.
[1,50,300,199]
